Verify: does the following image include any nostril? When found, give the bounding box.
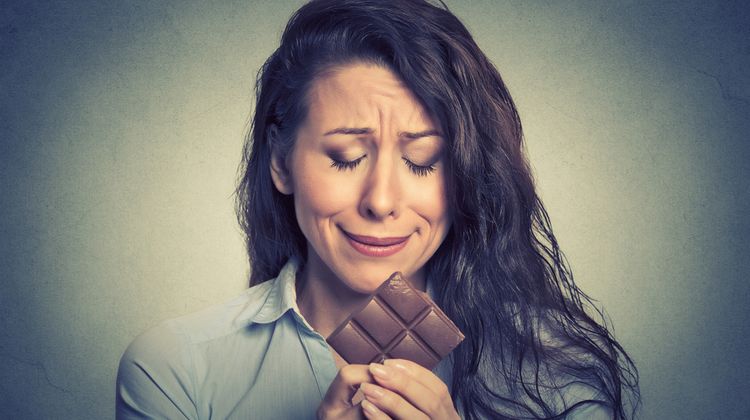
[362,203,396,220]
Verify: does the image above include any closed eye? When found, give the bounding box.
[330,155,436,176]
[330,155,366,171]
[403,158,436,177]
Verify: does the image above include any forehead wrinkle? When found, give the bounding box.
[307,63,437,140]
[369,86,432,140]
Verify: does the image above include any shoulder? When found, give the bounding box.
[560,400,614,419]
[116,319,196,419]
[120,278,277,363]
[116,280,276,419]
[534,308,633,418]
[165,280,276,344]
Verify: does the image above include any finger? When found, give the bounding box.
[319,364,372,415]
[383,359,450,398]
[361,398,392,420]
[360,382,427,420]
[369,362,450,417]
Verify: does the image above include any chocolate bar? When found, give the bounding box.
[326,272,464,370]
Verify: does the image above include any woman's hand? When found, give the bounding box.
[358,359,460,420]
[317,364,372,420]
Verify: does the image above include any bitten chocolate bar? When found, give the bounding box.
[326,272,464,370]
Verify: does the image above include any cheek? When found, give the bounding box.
[409,176,450,225]
[293,157,359,218]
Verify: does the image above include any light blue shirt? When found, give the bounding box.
[116,258,613,419]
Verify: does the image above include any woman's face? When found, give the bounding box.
[271,62,451,293]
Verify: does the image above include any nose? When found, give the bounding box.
[359,154,401,220]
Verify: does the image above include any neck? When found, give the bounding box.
[295,257,370,338]
[295,252,429,338]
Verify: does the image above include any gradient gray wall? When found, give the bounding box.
[1,1,748,419]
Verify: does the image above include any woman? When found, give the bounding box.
[117,0,639,419]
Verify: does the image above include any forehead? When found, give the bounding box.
[304,63,434,129]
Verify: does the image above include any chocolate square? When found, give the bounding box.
[326,272,464,370]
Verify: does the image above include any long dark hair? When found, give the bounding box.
[236,0,639,418]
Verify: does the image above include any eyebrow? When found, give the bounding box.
[324,127,373,136]
[323,127,442,139]
[401,129,442,140]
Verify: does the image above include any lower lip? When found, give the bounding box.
[345,235,409,257]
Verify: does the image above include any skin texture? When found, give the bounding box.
[271,62,452,335]
[270,63,458,419]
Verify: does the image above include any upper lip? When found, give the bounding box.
[343,231,410,246]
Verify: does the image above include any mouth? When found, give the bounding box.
[342,230,411,257]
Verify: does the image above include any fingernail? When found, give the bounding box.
[361,399,380,416]
[360,382,385,399]
[369,363,390,379]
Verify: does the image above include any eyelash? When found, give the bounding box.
[330,156,366,171]
[403,158,436,177]
[329,156,436,176]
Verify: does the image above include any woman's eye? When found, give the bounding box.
[329,155,436,176]
[330,155,366,171]
[403,157,436,177]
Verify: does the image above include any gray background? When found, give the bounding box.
[1,1,748,419]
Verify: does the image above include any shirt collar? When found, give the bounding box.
[250,258,438,331]
[251,257,307,325]
[252,258,299,324]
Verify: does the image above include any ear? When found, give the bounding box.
[268,124,294,195]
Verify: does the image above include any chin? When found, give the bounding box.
[339,261,411,294]
[343,273,389,294]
